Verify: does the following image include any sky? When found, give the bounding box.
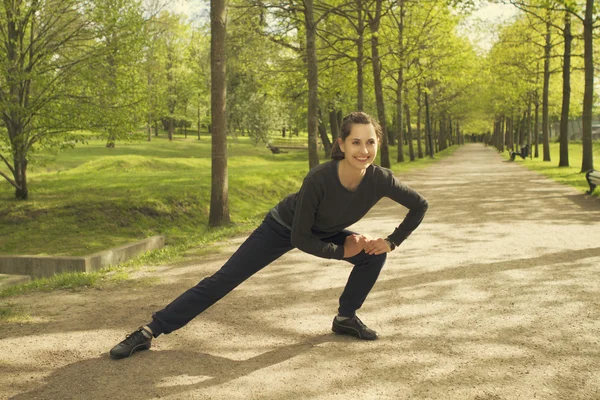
[168,0,206,20]
[167,0,519,53]
[459,2,520,53]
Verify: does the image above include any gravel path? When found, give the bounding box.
[2,144,600,400]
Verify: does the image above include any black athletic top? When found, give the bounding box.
[269,160,428,260]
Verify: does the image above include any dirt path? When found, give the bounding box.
[3,144,600,400]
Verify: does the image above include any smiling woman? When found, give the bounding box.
[109,111,429,359]
[332,113,382,191]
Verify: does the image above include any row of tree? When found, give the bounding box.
[485,0,597,173]
[0,0,597,228]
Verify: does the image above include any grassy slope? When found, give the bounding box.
[500,141,600,196]
[0,134,456,256]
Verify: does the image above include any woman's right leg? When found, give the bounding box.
[148,215,294,336]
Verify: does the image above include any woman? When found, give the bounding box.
[110,111,428,359]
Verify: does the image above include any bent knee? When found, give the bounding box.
[370,251,387,266]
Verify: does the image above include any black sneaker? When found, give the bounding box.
[110,327,152,359]
[332,316,378,340]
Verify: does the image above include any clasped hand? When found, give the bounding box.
[343,234,391,258]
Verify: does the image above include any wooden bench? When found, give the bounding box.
[267,137,322,152]
[266,143,287,154]
[585,170,600,194]
[509,144,530,161]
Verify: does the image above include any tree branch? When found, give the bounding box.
[0,151,15,176]
[0,169,19,190]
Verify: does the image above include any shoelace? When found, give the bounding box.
[353,316,367,329]
[121,330,146,345]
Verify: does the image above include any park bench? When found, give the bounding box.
[585,170,600,194]
[509,144,530,161]
[267,137,323,153]
[266,143,287,154]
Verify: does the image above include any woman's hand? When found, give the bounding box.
[343,234,368,258]
[363,238,391,255]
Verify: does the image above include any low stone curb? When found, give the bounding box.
[0,236,165,280]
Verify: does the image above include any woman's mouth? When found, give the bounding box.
[355,156,370,163]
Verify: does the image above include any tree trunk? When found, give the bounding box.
[416,88,423,158]
[438,119,446,151]
[505,117,511,150]
[369,0,390,168]
[197,100,201,140]
[527,99,532,158]
[147,62,152,142]
[209,0,230,227]
[500,116,505,150]
[106,128,116,148]
[404,99,415,161]
[168,118,174,141]
[425,91,434,158]
[580,0,594,172]
[542,13,551,161]
[534,100,540,158]
[329,109,339,143]
[305,0,320,169]
[356,0,365,112]
[396,69,404,162]
[559,11,572,167]
[318,117,332,156]
[8,141,29,200]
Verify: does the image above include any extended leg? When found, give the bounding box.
[148,216,293,336]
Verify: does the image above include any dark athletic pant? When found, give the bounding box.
[147,214,386,337]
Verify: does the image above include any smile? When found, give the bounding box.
[354,156,370,162]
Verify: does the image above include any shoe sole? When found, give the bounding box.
[110,342,151,359]
[332,324,378,341]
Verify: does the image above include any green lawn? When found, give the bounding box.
[0,133,455,257]
[500,141,600,196]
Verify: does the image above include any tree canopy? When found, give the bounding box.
[0,0,598,201]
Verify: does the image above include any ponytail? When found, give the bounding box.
[330,139,344,160]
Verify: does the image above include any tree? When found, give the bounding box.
[90,0,146,148]
[508,0,596,170]
[367,0,390,168]
[0,0,103,200]
[558,10,572,167]
[579,0,595,172]
[209,0,230,226]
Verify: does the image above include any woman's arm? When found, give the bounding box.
[384,176,429,248]
[290,179,347,259]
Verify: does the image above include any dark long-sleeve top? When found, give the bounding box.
[269,160,428,260]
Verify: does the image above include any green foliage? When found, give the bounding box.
[86,0,148,145]
[0,135,308,256]
[484,5,586,119]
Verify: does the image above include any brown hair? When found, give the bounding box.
[330,112,383,160]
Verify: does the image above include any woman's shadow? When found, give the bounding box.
[11,334,340,400]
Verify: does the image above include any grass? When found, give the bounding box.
[0,305,32,323]
[500,141,600,196]
[0,131,456,298]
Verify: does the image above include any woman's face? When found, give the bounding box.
[338,123,378,171]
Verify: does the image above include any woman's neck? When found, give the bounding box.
[337,159,366,191]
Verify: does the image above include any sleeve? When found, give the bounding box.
[383,175,428,247]
[290,178,346,260]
